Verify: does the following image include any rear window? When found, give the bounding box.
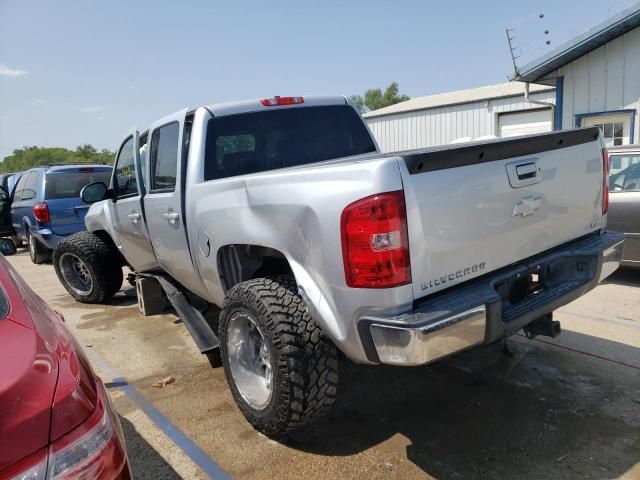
[204,105,376,180]
[45,170,112,200]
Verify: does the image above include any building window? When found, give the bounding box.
[578,111,634,147]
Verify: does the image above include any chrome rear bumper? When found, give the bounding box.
[360,231,624,366]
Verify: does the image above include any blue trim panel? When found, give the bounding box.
[554,76,564,130]
[574,109,636,143]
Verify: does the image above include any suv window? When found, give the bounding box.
[45,170,112,200]
[609,154,640,192]
[150,122,179,191]
[114,137,138,197]
[204,105,376,181]
[13,172,31,202]
[20,172,38,201]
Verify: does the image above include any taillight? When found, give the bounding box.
[6,382,127,480]
[6,449,48,480]
[260,96,304,106]
[47,381,128,479]
[602,148,609,214]
[341,191,411,288]
[33,202,50,223]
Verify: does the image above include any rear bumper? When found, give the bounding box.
[358,231,624,366]
[621,233,640,268]
[30,227,66,250]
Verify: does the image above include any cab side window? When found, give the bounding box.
[150,122,179,192]
[139,133,148,191]
[114,137,138,197]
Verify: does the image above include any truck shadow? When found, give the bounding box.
[287,335,640,479]
[118,415,182,479]
[600,267,640,287]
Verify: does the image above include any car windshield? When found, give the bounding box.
[609,154,640,191]
[204,105,376,181]
[45,170,112,200]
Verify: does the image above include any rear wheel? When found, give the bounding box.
[219,276,338,437]
[53,231,123,303]
[27,230,51,264]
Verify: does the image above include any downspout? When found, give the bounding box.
[523,82,555,120]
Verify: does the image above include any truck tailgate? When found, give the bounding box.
[398,127,605,300]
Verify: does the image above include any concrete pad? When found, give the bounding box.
[7,251,640,479]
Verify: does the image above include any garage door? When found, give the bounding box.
[498,109,553,137]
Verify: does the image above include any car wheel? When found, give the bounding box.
[219,275,338,437]
[53,231,123,303]
[27,230,51,264]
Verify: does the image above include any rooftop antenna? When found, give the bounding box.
[506,13,550,79]
[506,27,521,79]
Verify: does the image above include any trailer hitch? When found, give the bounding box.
[523,313,561,339]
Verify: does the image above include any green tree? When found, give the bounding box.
[0,145,115,173]
[349,81,410,114]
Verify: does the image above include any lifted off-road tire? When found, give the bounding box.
[219,276,338,437]
[53,231,123,304]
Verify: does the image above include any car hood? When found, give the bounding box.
[0,258,97,472]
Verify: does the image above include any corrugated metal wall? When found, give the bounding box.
[556,26,640,141]
[365,91,556,153]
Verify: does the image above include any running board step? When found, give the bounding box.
[151,275,220,354]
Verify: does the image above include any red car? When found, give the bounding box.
[0,248,131,479]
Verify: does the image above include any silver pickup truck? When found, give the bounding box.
[53,96,623,436]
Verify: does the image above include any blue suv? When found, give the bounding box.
[8,165,112,263]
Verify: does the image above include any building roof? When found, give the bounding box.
[517,2,640,83]
[363,82,554,118]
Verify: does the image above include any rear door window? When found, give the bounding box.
[13,173,31,201]
[150,122,179,191]
[21,172,39,201]
[45,170,112,200]
[204,105,376,180]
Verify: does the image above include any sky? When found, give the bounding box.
[0,0,635,160]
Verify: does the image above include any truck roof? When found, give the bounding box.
[205,95,349,117]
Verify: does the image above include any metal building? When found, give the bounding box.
[363,82,555,152]
[516,3,640,147]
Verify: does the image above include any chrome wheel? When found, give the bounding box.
[58,252,93,296]
[226,312,273,410]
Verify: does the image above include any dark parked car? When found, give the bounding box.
[0,239,131,479]
[608,145,640,267]
[4,165,111,263]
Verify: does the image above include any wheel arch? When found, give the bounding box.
[216,244,346,347]
[217,244,294,292]
[91,230,127,268]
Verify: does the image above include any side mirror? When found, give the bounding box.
[0,238,16,256]
[0,186,8,201]
[81,182,109,204]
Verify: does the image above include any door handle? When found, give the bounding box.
[127,213,141,223]
[506,159,541,188]
[163,211,179,225]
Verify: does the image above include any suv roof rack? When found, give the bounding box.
[35,161,112,168]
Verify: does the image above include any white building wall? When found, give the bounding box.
[366,90,555,153]
[556,26,640,142]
